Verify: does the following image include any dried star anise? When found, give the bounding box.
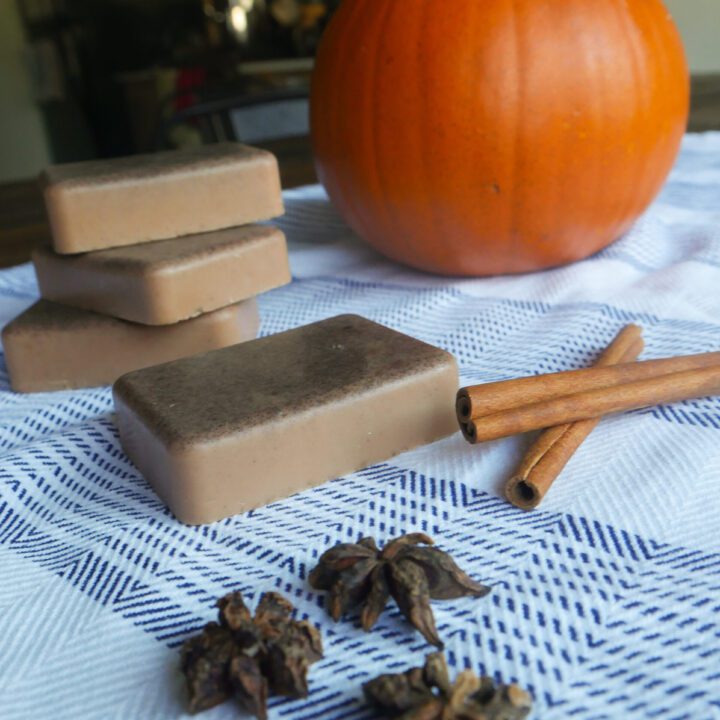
[308,533,490,647]
[181,591,323,718]
[363,652,533,720]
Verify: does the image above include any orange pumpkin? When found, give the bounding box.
[310,0,689,276]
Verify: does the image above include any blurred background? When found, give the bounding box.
[0,0,719,266]
[1,0,340,182]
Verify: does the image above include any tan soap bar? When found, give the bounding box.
[113,315,458,524]
[41,143,284,254]
[33,225,290,325]
[2,298,258,393]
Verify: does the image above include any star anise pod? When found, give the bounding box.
[181,591,323,718]
[363,652,533,720]
[308,533,490,647]
[181,622,237,714]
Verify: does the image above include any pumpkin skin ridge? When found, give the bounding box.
[311,0,689,277]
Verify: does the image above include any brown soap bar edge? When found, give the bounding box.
[32,226,290,325]
[113,360,459,525]
[40,143,284,254]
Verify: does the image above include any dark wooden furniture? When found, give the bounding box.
[0,179,52,269]
[689,74,720,132]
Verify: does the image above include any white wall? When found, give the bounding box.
[0,1,51,182]
[665,0,720,73]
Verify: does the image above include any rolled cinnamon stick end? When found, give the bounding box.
[505,475,543,509]
[505,419,598,509]
[459,419,477,443]
[456,391,473,424]
[594,325,644,367]
[505,330,645,509]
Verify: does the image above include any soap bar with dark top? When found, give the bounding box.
[2,298,258,393]
[33,225,290,325]
[41,143,284,254]
[113,315,459,524]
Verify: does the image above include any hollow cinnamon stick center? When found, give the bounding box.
[456,393,472,423]
[459,420,477,443]
[506,478,541,507]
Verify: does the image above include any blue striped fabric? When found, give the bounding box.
[1,132,719,719]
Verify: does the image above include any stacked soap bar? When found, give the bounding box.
[2,143,290,392]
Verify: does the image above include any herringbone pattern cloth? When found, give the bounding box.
[1,133,719,719]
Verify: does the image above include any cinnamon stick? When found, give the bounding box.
[456,350,720,425]
[460,360,720,444]
[504,325,644,510]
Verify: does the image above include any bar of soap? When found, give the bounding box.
[113,315,458,524]
[33,225,290,325]
[41,143,284,254]
[2,298,258,393]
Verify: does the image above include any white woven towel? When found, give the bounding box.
[1,133,719,719]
